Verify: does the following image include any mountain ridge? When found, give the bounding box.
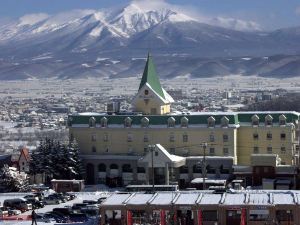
[0,2,299,80]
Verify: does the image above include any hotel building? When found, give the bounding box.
[68,54,300,188]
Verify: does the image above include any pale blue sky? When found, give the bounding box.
[0,0,299,30]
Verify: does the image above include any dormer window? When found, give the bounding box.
[279,114,286,126]
[124,117,132,128]
[168,117,176,128]
[89,117,96,128]
[141,117,149,128]
[144,89,149,95]
[251,115,259,126]
[181,117,188,128]
[207,116,215,128]
[221,116,229,128]
[265,115,273,126]
[101,117,108,128]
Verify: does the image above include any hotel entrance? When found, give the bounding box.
[176,209,194,225]
[226,209,245,225]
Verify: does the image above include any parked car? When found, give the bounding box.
[3,198,32,212]
[80,208,99,217]
[32,192,45,201]
[0,207,9,217]
[35,213,56,223]
[83,200,98,205]
[72,203,88,212]
[7,208,22,216]
[24,195,39,201]
[64,193,76,200]
[48,193,67,203]
[46,211,69,223]
[26,198,44,209]
[43,196,61,205]
[69,213,89,223]
[52,207,72,216]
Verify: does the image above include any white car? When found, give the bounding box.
[43,197,61,205]
[8,208,22,215]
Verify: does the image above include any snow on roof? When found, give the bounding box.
[126,193,153,205]
[174,193,200,205]
[273,193,294,205]
[102,193,131,206]
[191,178,226,185]
[247,193,270,205]
[198,194,222,205]
[149,192,176,205]
[222,193,245,205]
[78,112,105,116]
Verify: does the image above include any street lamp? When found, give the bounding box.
[149,144,156,192]
[201,142,208,190]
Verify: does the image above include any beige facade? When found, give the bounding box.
[68,54,300,186]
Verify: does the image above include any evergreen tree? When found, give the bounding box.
[0,165,29,192]
[69,140,85,179]
[29,137,85,183]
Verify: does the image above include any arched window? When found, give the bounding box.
[141,117,149,128]
[265,114,273,126]
[122,164,132,173]
[221,116,229,128]
[98,164,106,172]
[124,117,132,128]
[101,117,108,128]
[251,115,259,126]
[279,114,286,126]
[110,164,118,170]
[181,117,189,128]
[168,117,176,128]
[207,116,215,128]
[89,117,96,128]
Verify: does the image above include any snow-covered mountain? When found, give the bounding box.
[0,1,299,80]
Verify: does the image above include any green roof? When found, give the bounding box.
[138,53,165,99]
[68,112,299,126]
[69,114,239,125]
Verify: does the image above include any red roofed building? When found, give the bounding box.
[18,148,30,173]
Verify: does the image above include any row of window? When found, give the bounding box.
[251,114,287,126]
[91,133,230,143]
[253,132,286,140]
[253,146,287,154]
[88,116,231,128]
[96,163,145,173]
[86,114,289,128]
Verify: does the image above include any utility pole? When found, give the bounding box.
[201,142,208,190]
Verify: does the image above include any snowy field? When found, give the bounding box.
[0,190,111,225]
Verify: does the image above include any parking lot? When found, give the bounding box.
[0,191,110,225]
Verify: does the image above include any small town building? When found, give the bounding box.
[100,190,300,225]
[51,179,85,192]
